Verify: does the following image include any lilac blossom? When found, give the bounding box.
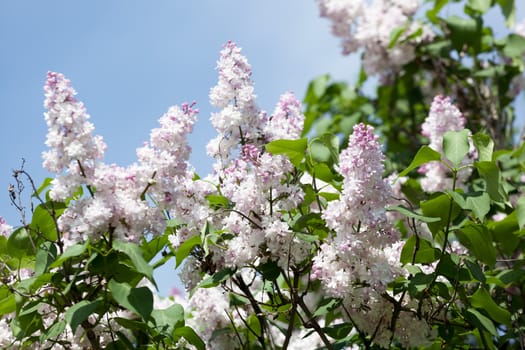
[0,216,12,237]
[168,41,307,273]
[419,95,473,192]
[42,72,206,242]
[323,123,392,233]
[313,123,400,294]
[317,0,433,76]
[265,92,305,141]
[56,163,165,242]
[43,72,106,201]
[137,102,214,229]
[310,123,435,347]
[207,41,266,161]
[187,286,242,349]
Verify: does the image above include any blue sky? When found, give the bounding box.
[0,1,523,295]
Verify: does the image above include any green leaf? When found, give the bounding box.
[426,0,449,24]
[33,177,53,197]
[516,196,525,229]
[398,146,441,177]
[16,273,53,294]
[194,268,235,292]
[29,204,60,241]
[142,233,169,262]
[456,223,496,267]
[0,286,15,315]
[496,0,515,27]
[465,193,490,221]
[322,323,352,340]
[304,74,329,104]
[258,260,280,281]
[386,205,440,223]
[173,326,206,350]
[113,240,154,284]
[471,287,511,326]
[448,191,490,221]
[50,241,88,268]
[408,272,435,295]
[151,303,185,335]
[475,161,507,203]
[420,193,461,236]
[400,236,440,265]
[108,280,153,320]
[465,308,498,336]
[503,34,525,58]
[489,211,520,255]
[11,310,43,339]
[444,16,482,53]
[206,194,232,209]
[7,227,34,259]
[467,0,492,13]
[309,139,332,163]
[40,320,66,342]
[400,235,416,265]
[443,129,470,167]
[35,241,57,276]
[265,138,308,166]
[309,163,336,183]
[389,25,408,48]
[465,259,486,283]
[472,132,493,162]
[65,299,103,333]
[175,234,201,267]
[313,298,341,317]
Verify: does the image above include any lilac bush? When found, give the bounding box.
[2,0,525,349]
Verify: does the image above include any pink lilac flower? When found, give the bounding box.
[42,72,106,201]
[421,95,465,152]
[317,0,433,76]
[207,41,266,161]
[313,123,400,294]
[0,216,12,237]
[136,102,211,219]
[419,95,473,192]
[323,123,392,233]
[187,286,241,349]
[56,163,165,242]
[310,124,431,348]
[265,92,305,141]
[42,72,203,242]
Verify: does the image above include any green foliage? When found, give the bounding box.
[2,0,525,349]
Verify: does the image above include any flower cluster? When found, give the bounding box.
[207,41,266,161]
[317,0,433,76]
[42,71,106,200]
[173,42,309,280]
[265,91,304,141]
[0,216,12,237]
[312,123,399,296]
[43,72,200,243]
[311,123,434,348]
[419,95,473,192]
